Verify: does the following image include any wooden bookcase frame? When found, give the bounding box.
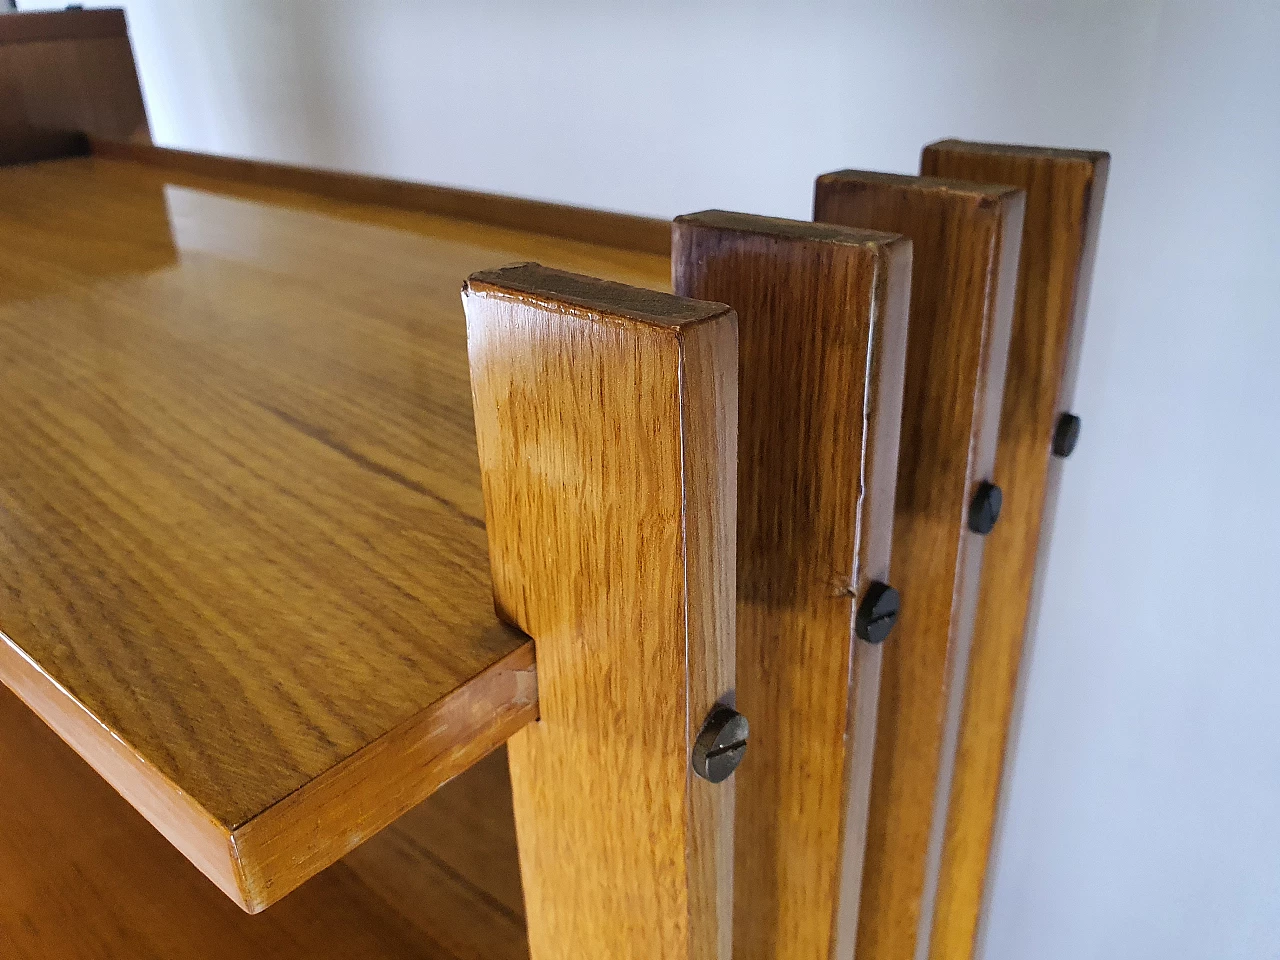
[0,10,1110,960]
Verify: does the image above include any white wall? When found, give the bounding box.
[22,1,1279,956]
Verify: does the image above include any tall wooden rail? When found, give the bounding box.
[918,140,1109,960]
[464,263,739,960]
[815,171,1024,960]
[673,212,910,960]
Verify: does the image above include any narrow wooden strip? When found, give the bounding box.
[232,642,537,913]
[91,138,672,255]
[919,140,1109,960]
[815,171,1024,960]
[0,8,127,45]
[680,300,739,960]
[673,211,910,960]
[465,263,737,960]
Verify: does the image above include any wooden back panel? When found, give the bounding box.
[464,264,738,960]
[815,172,1023,960]
[0,8,148,164]
[918,140,1109,960]
[672,211,910,960]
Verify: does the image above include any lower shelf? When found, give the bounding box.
[0,684,528,960]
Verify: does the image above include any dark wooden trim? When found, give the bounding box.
[0,8,127,45]
[90,139,673,256]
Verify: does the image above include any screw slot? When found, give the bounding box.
[855,581,900,644]
[692,706,749,783]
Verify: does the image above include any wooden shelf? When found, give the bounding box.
[0,682,528,960]
[0,155,670,912]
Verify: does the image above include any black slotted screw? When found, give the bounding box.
[855,581,900,644]
[969,481,1003,535]
[692,706,749,784]
[1053,413,1081,458]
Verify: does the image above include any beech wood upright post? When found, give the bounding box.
[918,140,1109,960]
[815,172,1024,960]
[673,212,910,960]
[463,263,739,960]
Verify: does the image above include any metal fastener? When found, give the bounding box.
[855,581,900,644]
[969,481,1003,535]
[1053,413,1081,458]
[692,705,749,783]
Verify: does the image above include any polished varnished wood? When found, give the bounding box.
[815,171,1023,960]
[672,211,910,960]
[0,679,529,960]
[919,140,1109,960]
[0,157,671,912]
[93,138,672,255]
[465,264,738,960]
[0,8,149,164]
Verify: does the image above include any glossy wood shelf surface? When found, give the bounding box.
[0,155,670,912]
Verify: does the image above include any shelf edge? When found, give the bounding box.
[230,640,538,913]
[0,627,247,906]
[0,624,538,914]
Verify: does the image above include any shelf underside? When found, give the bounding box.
[0,683,528,960]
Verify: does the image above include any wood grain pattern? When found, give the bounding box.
[0,678,530,960]
[0,9,149,162]
[93,138,672,254]
[0,157,670,911]
[464,264,738,960]
[815,171,1023,960]
[672,211,910,960]
[919,140,1109,960]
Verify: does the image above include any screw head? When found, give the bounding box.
[855,581,900,644]
[969,481,1003,535]
[1053,413,1081,458]
[692,706,749,783]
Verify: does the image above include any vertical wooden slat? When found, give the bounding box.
[463,263,738,960]
[918,140,1109,960]
[672,212,910,960]
[815,172,1024,960]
